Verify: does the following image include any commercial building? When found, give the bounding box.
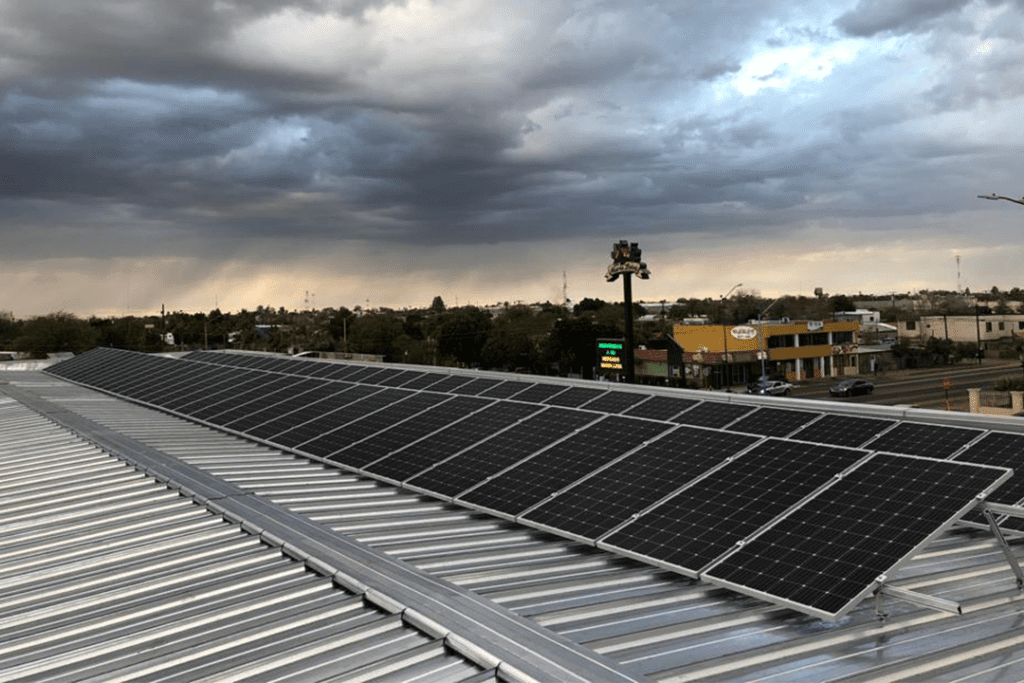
[673,319,860,386]
[899,314,1024,350]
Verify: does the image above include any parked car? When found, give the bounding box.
[747,380,793,396]
[829,378,875,397]
[745,374,789,393]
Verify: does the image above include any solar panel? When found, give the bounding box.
[399,372,451,390]
[420,375,476,393]
[577,390,650,414]
[404,407,601,498]
[245,383,382,443]
[703,452,1011,619]
[326,396,494,469]
[300,392,452,459]
[863,421,983,458]
[376,370,427,387]
[599,439,870,577]
[223,381,340,433]
[449,377,506,395]
[543,387,609,408]
[270,388,411,448]
[726,407,821,438]
[672,401,755,429]
[522,426,761,541]
[365,401,544,482]
[787,413,897,448]
[340,366,389,383]
[320,364,365,380]
[953,431,1024,530]
[162,368,263,411]
[509,383,570,404]
[457,416,673,518]
[203,378,326,426]
[478,380,535,399]
[622,396,699,421]
[188,375,299,422]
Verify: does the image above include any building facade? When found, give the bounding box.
[899,314,1024,350]
[673,319,860,386]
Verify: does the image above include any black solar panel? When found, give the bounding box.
[245,383,381,443]
[404,407,601,498]
[365,401,544,482]
[727,407,820,438]
[320,364,365,380]
[672,401,755,429]
[223,381,339,433]
[953,431,1024,530]
[272,388,411,448]
[204,378,325,426]
[478,380,535,399]
[788,413,897,448]
[163,368,264,411]
[543,387,608,408]
[340,366,388,383]
[577,390,650,414]
[420,375,476,393]
[449,378,506,395]
[377,370,427,387]
[399,372,451,390]
[327,396,493,469]
[522,426,761,540]
[509,383,570,404]
[864,421,983,458]
[301,392,452,459]
[600,439,870,577]
[189,375,298,422]
[622,396,699,421]
[457,416,673,517]
[704,453,1010,619]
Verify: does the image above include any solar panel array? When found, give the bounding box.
[45,347,1017,620]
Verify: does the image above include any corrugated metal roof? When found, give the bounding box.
[0,394,491,682]
[6,367,1024,681]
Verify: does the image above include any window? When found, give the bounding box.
[832,331,853,344]
[798,332,830,346]
[768,334,795,348]
[999,322,1005,331]
[906,321,916,330]
[986,322,993,332]
[1018,322,1024,330]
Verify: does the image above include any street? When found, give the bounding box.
[789,360,1024,411]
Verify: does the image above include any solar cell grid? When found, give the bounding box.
[522,426,761,541]
[161,367,255,410]
[319,364,364,380]
[864,421,983,458]
[246,357,294,371]
[365,401,543,482]
[449,378,505,395]
[189,375,298,422]
[145,365,232,409]
[223,380,337,432]
[362,367,406,385]
[420,375,476,393]
[334,366,382,383]
[203,378,325,426]
[404,407,600,498]
[478,380,535,399]
[672,401,755,429]
[953,431,1024,531]
[241,383,371,441]
[458,416,672,517]
[302,392,451,459]
[727,407,821,438]
[328,395,493,469]
[543,387,608,408]
[396,372,450,390]
[129,362,214,402]
[600,439,870,577]
[272,387,409,448]
[577,390,649,414]
[306,363,345,378]
[290,360,330,377]
[509,383,570,404]
[110,357,180,397]
[788,413,897,448]
[704,452,1010,619]
[376,370,427,387]
[622,396,699,421]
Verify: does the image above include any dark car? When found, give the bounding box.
[829,378,875,397]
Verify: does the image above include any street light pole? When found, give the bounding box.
[978,193,1024,206]
[720,283,742,391]
[758,296,783,381]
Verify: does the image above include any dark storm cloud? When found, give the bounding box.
[834,0,973,37]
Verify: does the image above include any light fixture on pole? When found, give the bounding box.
[978,193,1024,206]
[720,283,742,391]
[605,241,651,384]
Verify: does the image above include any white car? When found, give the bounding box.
[747,380,793,396]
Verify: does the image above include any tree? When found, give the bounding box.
[429,296,446,314]
[14,311,99,358]
[434,306,493,366]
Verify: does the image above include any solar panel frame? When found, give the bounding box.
[622,395,700,421]
[403,407,602,499]
[507,383,571,404]
[787,413,898,448]
[419,375,476,393]
[338,366,388,383]
[672,401,756,429]
[520,425,763,543]
[449,377,507,395]
[542,387,609,408]
[861,420,985,458]
[952,431,1024,531]
[397,372,451,391]
[702,452,1012,620]
[456,415,673,519]
[598,438,872,578]
[478,380,536,399]
[726,407,823,438]
[576,390,651,415]
[375,370,428,387]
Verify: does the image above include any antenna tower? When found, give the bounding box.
[563,271,568,306]
[956,255,961,293]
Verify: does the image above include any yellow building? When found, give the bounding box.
[673,320,860,387]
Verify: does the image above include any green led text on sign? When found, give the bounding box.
[598,342,624,350]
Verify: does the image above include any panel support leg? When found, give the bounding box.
[984,508,1024,589]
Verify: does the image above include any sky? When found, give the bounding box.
[1,0,1022,318]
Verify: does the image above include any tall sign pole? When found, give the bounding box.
[605,240,650,384]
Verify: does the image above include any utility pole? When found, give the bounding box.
[720,283,742,391]
[605,241,651,384]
